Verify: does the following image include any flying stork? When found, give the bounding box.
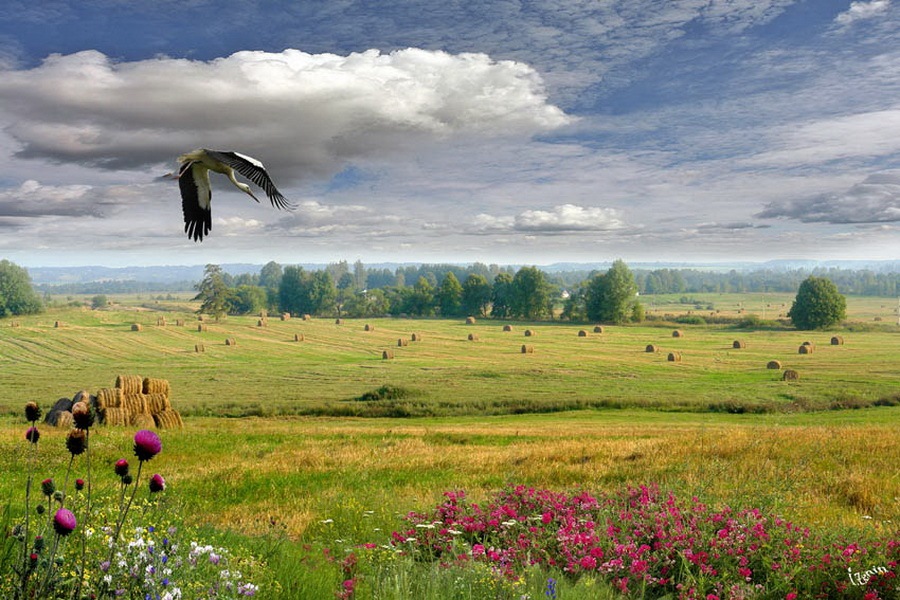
[172,149,294,242]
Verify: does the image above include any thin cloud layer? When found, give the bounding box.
[834,0,891,25]
[758,172,900,224]
[0,48,570,175]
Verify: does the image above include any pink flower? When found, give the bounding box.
[133,430,162,462]
[149,473,165,493]
[786,593,798,600]
[53,508,76,536]
[580,556,597,570]
[114,459,129,477]
[472,544,485,556]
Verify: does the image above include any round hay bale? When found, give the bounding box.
[294,333,304,342]
[732,340,746,349]
[524,329,535,337]
[102,407,129,427]
[468,333,479,341]
[122,393,149,414]
[397,338,409,347]
[335,318,344,325]
[831,336,844,345]
[259,310,268,318]
[225,337,237,346]
[593,326,604,333]
[175,319,185,326]
[54,411,74,429]
[465,316,476,324]
[767,360,782,370]
[302,314,311,321]
[411,333,422,342]
[198,315,205,321]
[198,324,208,332]
[667,351,682,362]
[382,349,395,360]
[521,344,535,354]
[44,399,72,425]
[503,324,513,332]
[798,344,814,354]
[130,413,156,429]
[131,323,143,331]
[783,369,800,381]
[145,393,171,414]
[157,317,167,326]
[365,323,374,331]
[95,387,123,409]
[578,330,588,337]
[115,375,143,395]
[54,321,62,328]
[257,319,267,327]
[11,321,20,327]
[194,343,205,353]
[874,316,882,322]
[153,409,184,429]
[73,390,93,404]
[802,340,814,347]
[645,344,659,353]
[281,312,291,321]
[672,330,684,338]
[142,377,171,395]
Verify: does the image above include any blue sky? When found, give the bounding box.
[0,0,897,267]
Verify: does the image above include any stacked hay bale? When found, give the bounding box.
[94,375,182,429]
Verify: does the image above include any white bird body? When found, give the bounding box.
[174,148,293,242]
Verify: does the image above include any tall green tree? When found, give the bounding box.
[0,259,43,317]
[585,260,638,324]
[490,272,514,318]
[788,276,846,330]
[461,274,492,317]
[404,276,435,316]
[230,285,268,315]
[278,266,307,316]
[436,272,464,317]
[194,264,232,320]
[510,266,552,320]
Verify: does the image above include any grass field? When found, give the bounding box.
[1,296,898,597]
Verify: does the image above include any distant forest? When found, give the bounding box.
[35,261,900,298]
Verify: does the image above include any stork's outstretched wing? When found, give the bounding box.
[203,149,294,210]
[180,161,213,242]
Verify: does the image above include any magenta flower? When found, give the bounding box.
[25,426,40,444]
[133,430,161,462]
[75,478,85,491]
[149,473,166,493]
[53,508,77,536]
[114,459,129,477]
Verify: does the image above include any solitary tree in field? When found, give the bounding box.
[194,264,232,320]
[0,259,43,317]
[788,276,846,330]
[585,260,638,324]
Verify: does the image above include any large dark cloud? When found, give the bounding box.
[757,172,900,224]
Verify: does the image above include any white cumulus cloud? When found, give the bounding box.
[834,0,891,26]
[0,48,570,178]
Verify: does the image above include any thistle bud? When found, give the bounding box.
[41,479,55,497]
[149,473,166,493]
[25,426,40,444]
[114,459,129,478]
[75,478,85,491]
[72,402,94,430]
[25,402,42,422]
[66,429,87,456]
[52,490,64,503]
[33,535,44,551]
[36,504,45,515]
[122,474,133,486]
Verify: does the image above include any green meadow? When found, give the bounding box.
[1,294,898,597]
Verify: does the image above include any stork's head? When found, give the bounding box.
[237,182,260,203]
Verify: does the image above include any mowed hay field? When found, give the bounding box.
[0,294,898,542]
[0,296,897,417]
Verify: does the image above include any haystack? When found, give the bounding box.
[335,318,344,325]
[153,410,184,429]
[466,316,476,324]
[578,330,588,337]
[116,375,143,395]
[732,340,746,349]
[50,411,74,428]
[281,312,291,321]
[198,324,208,332]
[524,329,535,337]
[783,369,800,381]
[503,324,513,332]
[398,338,409,347]
[667,352,682,362]
[131,413,156,429]
[157,317,167,326]
[145,393,171,414]
[103,408,129,426]
[175,319,185,326]
[365,324,375,331]
[382,349,395,360]
[521,344,535,354]
[468,333,479,341]
[101,375,180,429]
[831,336,844,345]
[302,314,311,321]
[798,345,814,355]
[294,333,304,342]
[593,326,604,333]
[672,330,684,338]
[645,344,659,353]
[142,377,171,395]
[54,321,62,328]
[194,343,205,353]
[44,398,73,425]
[225,337,237,346]
[258,319,267,327]
[95,388,123,409]
[131,323,143,331]
[260,310,268,318]
[411,333,422,342]
[767,360,782,370]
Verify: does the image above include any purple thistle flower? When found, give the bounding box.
[25,426,40,444]
[53,508,77,536]
[75,478,85,491]
[115,459,130,477]
[41,478,55,497]
[66,429,87,456]
[133,430,162,462]
[149,473,166,493]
